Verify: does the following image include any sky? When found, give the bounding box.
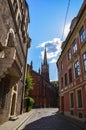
[26,0,84,81]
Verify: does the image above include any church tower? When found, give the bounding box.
[41,46,50,82]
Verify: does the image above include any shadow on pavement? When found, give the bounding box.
[22,112,60,130]
[22,112,84,130]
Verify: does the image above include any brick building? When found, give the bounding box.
[57,0,86,122]
[28,46,57,108]
[0,0,30,124]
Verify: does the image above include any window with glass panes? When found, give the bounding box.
[70,93,74,108]
[73,40,77,53]
[68,49,71,60]
[64,73,67,86]
[61,77,63,89]
[69,68,72,83]
[74,60,81,78]
[77,89,83,108]
[79,26,86,43]
[83,52,86,72]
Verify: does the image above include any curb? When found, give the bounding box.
[15,110,35,130]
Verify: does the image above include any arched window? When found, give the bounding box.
[7,33,14,47]
[13,0,18,15]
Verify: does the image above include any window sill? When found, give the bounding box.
[68,82,73,87]
[77,107,84,110]
[72,51,79,57]
[70,108,74,110]
[68,51,79,65]
[75,74,81,79]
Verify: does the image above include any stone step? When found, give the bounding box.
[9,115,19,121]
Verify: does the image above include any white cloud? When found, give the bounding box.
[37,38,62,63]
[36,38,62,48]
[50,58,57,63]
[64,23,70,38]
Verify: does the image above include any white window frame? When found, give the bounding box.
[70,92,74,109]
[72,40,77,53]
[74,60,81,78]
[76,88,83,109]
[68,49,71,60]
[83,52,86,72]
[79,26,86,43]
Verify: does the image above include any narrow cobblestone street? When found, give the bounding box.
[17,108,86,130]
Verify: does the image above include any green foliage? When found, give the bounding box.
[24,71,35,111]
[25,71,33,97]
[24,96,35,112]
[50,81,59,87]
[28,97,35,111]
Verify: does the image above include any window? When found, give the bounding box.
[83,52,86,72]
[19,0,22,9]
[64,73,67,86]
[69,68,72,83]
[70,93,74,108]
[77,89,83,108]
[68,49,71,60]
[79,26,86,43]
[78,113,83,118]
[74,60,81,78]
[70,110,74,115]
[17,15,21,28]
[73,40,77,53]
[13,0,18,14]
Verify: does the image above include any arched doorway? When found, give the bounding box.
[10,93,16,116]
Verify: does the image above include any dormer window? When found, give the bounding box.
[79,26,86,43]
[70,17,77,32]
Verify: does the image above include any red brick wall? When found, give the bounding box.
[27,65,57,108]
[64,92,69,111]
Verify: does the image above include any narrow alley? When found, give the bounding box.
[0,0,86,129]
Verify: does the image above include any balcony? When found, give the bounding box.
[0,47,22,82]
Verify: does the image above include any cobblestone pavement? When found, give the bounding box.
[18,108,86,130]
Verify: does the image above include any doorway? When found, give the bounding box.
[61,96,64,114]
[10,93,16,115]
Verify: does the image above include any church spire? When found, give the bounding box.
[41,45,50,82]
[43,45,47,65]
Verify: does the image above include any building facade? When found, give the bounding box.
[27,46,57,108]
[0,0,30,124]
[57,0,86,122]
